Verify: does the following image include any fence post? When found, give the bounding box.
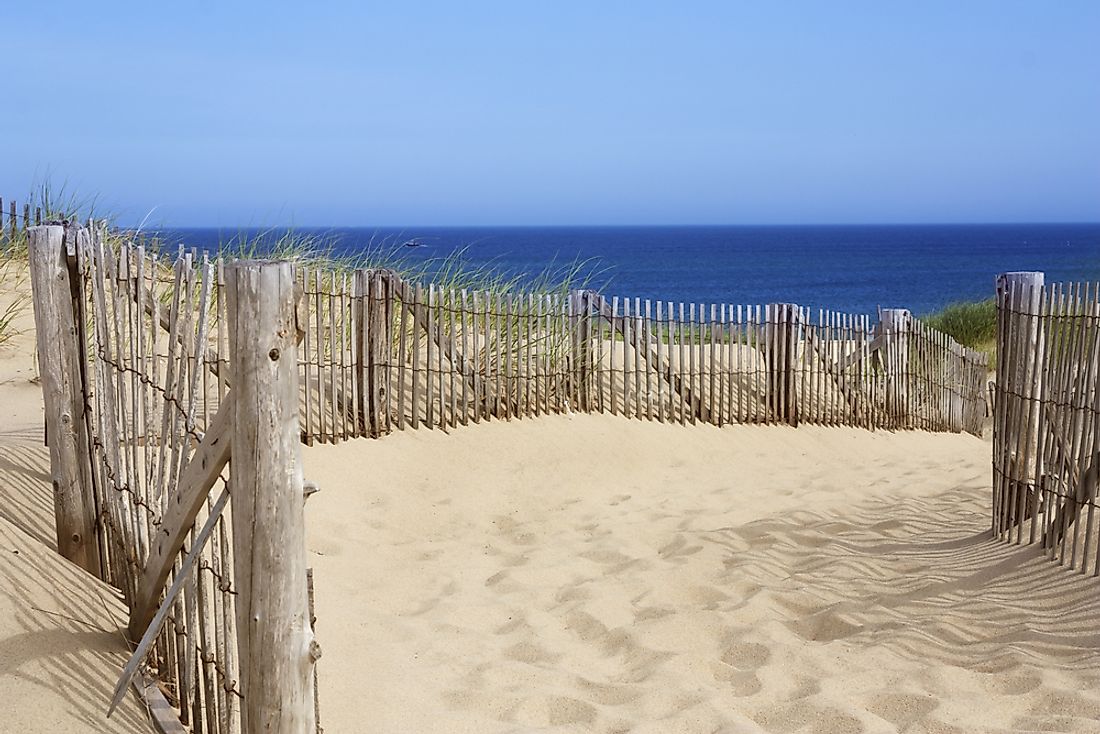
[765,303,799,426]
[879,308,911,428]
[568,290,587,411]
[227,260,318,734]
[994,271,1045,539]
[27,225,103,576]
[372,270,392,435]
[353,268,369,437]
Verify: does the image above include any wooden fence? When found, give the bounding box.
[22,220,990,732]
[296,271,989,441]
[993,272,1100,576]
[0,196,44,238]
[27,224,318,734]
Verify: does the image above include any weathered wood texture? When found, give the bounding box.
[327,278,987,437]
[31,227,326,733]
[26,225,102,575]
[29,221,990,733]
[993,272,1100,575]
[227,261,317,734]
[79,231,242,732]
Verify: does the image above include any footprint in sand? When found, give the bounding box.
[981,671,1042,695]
[581,548,634,565]
[1025,689,1100,720]
[658,534,704,560]
[484,569,523,593]
[720,640,770,671]
[787,609,864,642]
[513,695,597,727]
[491,514,538,545]
[576,677,643,705]
[633,605,674,623]
[711,662,763,697]
[787,675,821,700]
[866,691,940,730]
[504,640,561,665]
[753,701,864,734]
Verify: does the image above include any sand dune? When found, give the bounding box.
[0,410,153,733]
[4,259,1099,732]
[304,417,1100,733]
[0,511,155,734]
[0,276,154,733]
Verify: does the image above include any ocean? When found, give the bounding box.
[153,223,1100,317]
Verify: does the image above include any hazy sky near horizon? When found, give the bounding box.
[3,2,1098,227]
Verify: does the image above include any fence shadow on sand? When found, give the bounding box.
[706,485,1100,670]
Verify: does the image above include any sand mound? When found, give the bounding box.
[304,416,1100,733]
[0,512,154,733]
[0,280,152,733]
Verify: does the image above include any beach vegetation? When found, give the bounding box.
[923,298,997,367]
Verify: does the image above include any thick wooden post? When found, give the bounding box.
[370,270,392,435]
[227,260,317,734]
[765,303,799,425]
[879,308,911,428]
[27,225,102,575]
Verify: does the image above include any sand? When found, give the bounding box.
[303,418,1100,733]
[4,257,1100,732]
[0,266,153,733]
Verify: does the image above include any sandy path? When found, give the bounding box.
[304,417,1100,733]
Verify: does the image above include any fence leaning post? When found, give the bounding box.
[26,224,103,576]
[993,271,1045,539]
[879,308,911,428]
[765,303,800,426]
[227,260,318,734]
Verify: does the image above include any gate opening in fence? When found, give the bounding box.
[25,220,998,733]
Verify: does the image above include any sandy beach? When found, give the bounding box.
[0,275,152,733]
[3,263,1100,733]
[304,418,1100,733]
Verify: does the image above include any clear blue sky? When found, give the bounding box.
[3,1,1098,226]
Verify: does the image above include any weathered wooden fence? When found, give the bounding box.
[23,219,989,732]
[296,271,988,441]
[0,196,44,238]
[993,272,1100,575]
[27,224,318,734]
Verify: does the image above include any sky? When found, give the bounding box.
[2,1,1098,227]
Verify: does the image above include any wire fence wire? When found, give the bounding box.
[993,277,1100,576]
[51,220,989,731]
[294,272,988,441]
[80,229,243,733]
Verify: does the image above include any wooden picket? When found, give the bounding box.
[27,225,322,734]
[303,274,988,439]
[993,272,1100,575]
[20,213,996,732]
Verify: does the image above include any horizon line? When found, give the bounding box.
[138,220,1100,230]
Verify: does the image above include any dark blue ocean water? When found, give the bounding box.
[152,224,1100,317]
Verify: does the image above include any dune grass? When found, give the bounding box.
[2,184,613,357]
[0,183,101,261]
[0,183,92,345]
[166,226,610,299]
[923,298,997,367]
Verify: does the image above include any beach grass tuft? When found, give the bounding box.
[923,298,997,367]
